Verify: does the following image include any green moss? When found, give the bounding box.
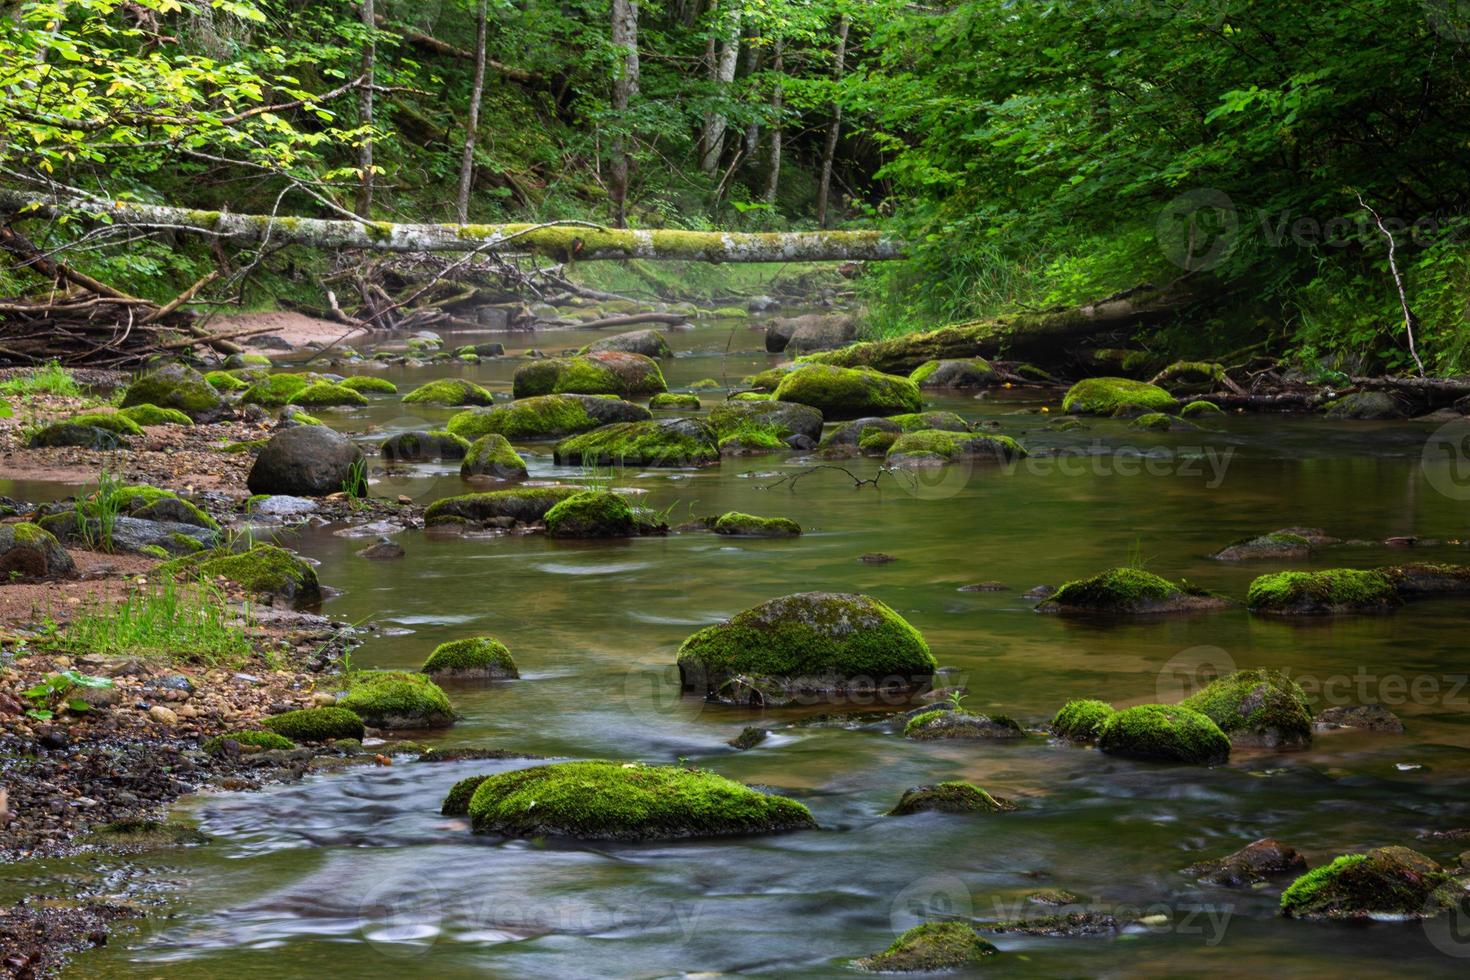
[459,434,527,479]
[772,364,922,420]
[676,592,936,699]
[512,352,667,398]
[402,378,495,406]
[221,438,268,454]
[422,637,518,678]
[1132,412,1172,430]
[288,382,369,408]
[887,781,1017,815]
[1181,669,1313,747]
[338,670,456,728]
[120,363,223,418]
[441,774,492,816]
[424,486,582,526]
[64,412,144,437]
[447,394,600,441]
[853,921,997,973]
[1180,399,1225,417]
[689,378,722,389]
[1041,567,1218,614]
[544,490,637,538]
[743,365,799,390]
[1246,568,1398,615]
[903,709,1026,740]
[728,390,773,401]
[138,544,169,560]
[338,375,399,395]
[167,532,206,554]
[201,730,295,754]
[1097,704,1230,764]
[1062,377,1176,416]
[111,484,219,530]
[718,427,785,453]
[118,403,193,426]
[204,370,250,392]
[285,411,323,426]
[553,419,719,467]
[711,512,802,537]
[172,544,319,603]
[1280,847,1457,920]
[888,411,970,432]
[465,760,816,840]
[650,392,701,410]
[908,357,995,388]
[857,429,899,454]
[884,429,1026,464]
[1051,699,1115,742]
[261,707,365,742]
[241,373,309,407]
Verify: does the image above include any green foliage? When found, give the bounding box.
[21,670,114,721]
[46,574,253,665]
[0,363,84,398]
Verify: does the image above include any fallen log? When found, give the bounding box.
[0,190,905,263]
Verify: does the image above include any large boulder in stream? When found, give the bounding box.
[402,378,495,407]
[773,364,923,420]
[904,707,1027,741]
[909,357,997,389]
[765,314,858,354]
[1037,567,1228,615]
[853,922,997,973]
[1184,838,1308,887]
[1323,391,1407,420]
[422,636,519,680]
[337,670,456,729]
[380,430,471,462]
[1180,668,1313,748]
[885,430,1025,467]
[513,351,667,398]
[553,418,719,466]
[1210,528,1337,561]
[247,425,366,497]
[462,760,816,840]
[163,544,321,605]
[447,394,650,441]
[1061,377,1175,416]
[1097,704,1230,765]
[707,400,824,444]
[581,329,672,359]
[1245,568,1399,615]
[120,363,224,420]
[1279,846,1461,920]
[544,491,638,538]
[887,782,1016,816]
[459,434,527,480]
[0,522,76,581]
[676,592,937,705]
[424,486,582,528]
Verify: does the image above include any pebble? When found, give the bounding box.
[147,706,178,726]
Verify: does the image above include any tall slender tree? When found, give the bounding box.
[456,0,490,223]
[699,1,741,176]
[609,0,640,227]
[764,37,784,206]
[356,0,376,217]
[814,12,849,228]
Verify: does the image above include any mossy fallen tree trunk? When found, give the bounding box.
[803,282,1207,372]
[0,191,904,263]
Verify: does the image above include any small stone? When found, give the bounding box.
[958,582,1008,592]
[310,692,337,707]
[859,552,896,564]
[148,705,179,726]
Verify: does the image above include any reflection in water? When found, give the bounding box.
[66,318,1470,978]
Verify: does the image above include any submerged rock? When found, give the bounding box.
[0,522,76,581]
[1323,391,1407,420]
[1313,704,1405,733]
[1037,567,1227,615]
[422,637,518,680]
[553,418,719,467]
[853,922,997,973]
[773,363,923,420]
[247,425,367,497]
[464,760,816,840]
[1184,838,1308,887]
[513,351,668,398]
[904,708,1026,741]
[448,393,651,441]
[1181,669,1313,748]
[909,357,996,389]
[357,537,405,560]
[677,592,936,705]
[1279,846,1460,920]
[711,512,802,537]
[1097,704,1230,765]
[1211,529,1330,562]
[1061,377,1175,416]
[728,726,768,750]
[1246,568,1398,615]
[888,781,1017,815]
[1050,699,1115,743]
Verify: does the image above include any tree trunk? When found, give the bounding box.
[699,3,741,176]
[357,0,376,217]
[455,0,489,223]
[0,190,906,262]
[609,0,639,228]
[372,13,533,83]
[815,14,850,229]
[764,38,784,205]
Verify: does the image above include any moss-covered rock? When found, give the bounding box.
[553,418,719,467]
[1180,399,1225,418]
[120,363,223,419]
[1097,704,1230,764]
[743,364,800,391]
[27,422,124,450]
[727,390,774,401]
[677,592,936,705]
[889,410,971,432]
[904,708,1026,740]
[172,544,321,605]
[240,373,309,407]
[1050,699,1115,742]
[424,486,582,526]
[108,484,218,530]
[1131,412,1176,431]
[1062,377,1176,416]
[337,671,456,729]
[1323,391,1406,420]
[650,392,701,410]
[707,400,825,443]
[1388,561,1470,597]
[465,760,816,840]
[118,403,194,426]
[1184,838,1307,887]
[69,412,146,438]
[853,922,997,973]
[0,522,76,580]
[885,429,1026,467]
[888,781,1016,815]
[718,428,786,456]
[440,774,492,816]
[287,382,366,408]
[544,491,637,538]
[1181,669,1313,748]
[422,636,518,680]
[380,430,471,462]
[512,351,667,398]
[204,370,249,392]
[908,357,996,389]
[1279,846,1459,920]
[1211,530,1319,562]
[772,363,922,420]
[402,378,495,406]
[820,417,902,453]
[261,707,365,742]
[711,512,801,537]
[338,375,398,395]
[1038,567,1227,615]
[581,329,672,359]
[1246,568,1398,615]
[447,393,650,441]
[459,434,528,480]
[201,730,294,754]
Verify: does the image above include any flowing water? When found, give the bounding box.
[35,316,1470,976]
